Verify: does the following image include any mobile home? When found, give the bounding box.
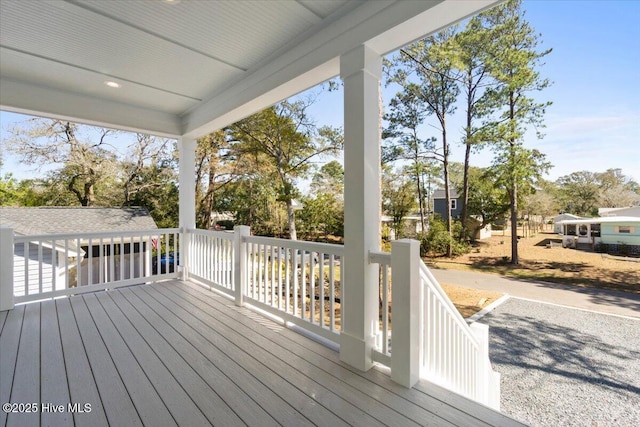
[558,216,640,255]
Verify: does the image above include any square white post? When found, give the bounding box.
[339,44,382,371]
[178,137,197,281]
[390,239,421,387]
[233,225,250,306]
[470,321,500,409]
[0,227,15,311]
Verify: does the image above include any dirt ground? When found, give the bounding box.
[441,283,503,318]
[432,231,640,295]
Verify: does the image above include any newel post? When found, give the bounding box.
[470,322,493,405]
[391,239,420,387]
[233,226,250,306]
[0,227,15,311]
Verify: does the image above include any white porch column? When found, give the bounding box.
[0,227,15,311]
[179,137,197,280]
[339,45,382,371]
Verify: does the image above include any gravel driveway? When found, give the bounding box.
[479,298,640,427]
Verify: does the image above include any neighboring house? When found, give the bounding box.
[432,190,491,240]
[433,189,462,219]
[553,213,581,233]
[381,213,425,240]
[558,216,640,255]
[0,207,158,296]
[598,206,640,217]
[210,211,235,230]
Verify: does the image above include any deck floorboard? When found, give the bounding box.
[0,280,527,427]
[101,290,228,427]
[158,282,428,427]
[40,300,73,427]
[171,281,489,427]
[82,293,176,427]
[56,297,109,427]
[129,285,327,426]
[8,303,39,427]
[0,306,24,427]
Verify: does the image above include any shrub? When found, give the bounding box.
[420,218,469,257]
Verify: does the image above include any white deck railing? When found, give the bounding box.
[187,228,235,295]
[369,250,392,366]
[419,262,500,409]
[1,226,499,409]
[369,241,500,410]
[242,235,344,344]
[184,228,343,345]
[6,228,180,304]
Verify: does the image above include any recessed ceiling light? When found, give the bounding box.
[104,81,121,88]
[163,0,181,4]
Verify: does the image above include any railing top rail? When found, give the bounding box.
[369,250,391,265]
[186,228,234,240]
[243,235,344,255]
[13,228,179,242]
[419,261,480,349]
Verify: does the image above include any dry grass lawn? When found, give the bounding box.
[430,231,640,295]
[441,283,503,318]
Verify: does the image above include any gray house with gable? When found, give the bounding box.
[433,189,462,219]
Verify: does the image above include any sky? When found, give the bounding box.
[1,0,639,185]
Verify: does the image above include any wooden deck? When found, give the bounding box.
[0,280,525,427]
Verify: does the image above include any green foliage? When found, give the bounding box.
[555,168,640,216]
[475,0,552,264]
[382,167,417,239]
[387,27,464,255]
[195,130,233,229]
[381,224,392,252]
[0,174,38,206]
[297,193,344,239]
[421,218,469,257]
[222,177,285,236]
[383,85,441,233]
[310,160,344,198]
[229,100,342,239]
[461,166,509,233]
[521,180,560,221]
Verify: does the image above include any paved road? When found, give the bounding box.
[430,268,640,318]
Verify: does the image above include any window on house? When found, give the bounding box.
[618,226,632,234]
[590,224,601,237]
[450,199,457,210]
[565,224,576,236]
[579,225,588,236]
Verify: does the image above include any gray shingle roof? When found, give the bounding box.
[432,189,460,199]
[0,207,158,236]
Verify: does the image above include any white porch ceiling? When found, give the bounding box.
[0,0,498,138]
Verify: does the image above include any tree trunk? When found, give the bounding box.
[510,184,518,264]
[509,91,519,265]
[286,198,297,240]
[442,124,452,257]
[415,167,426,234]
[460,72,473,241]
[460,141,471,241]
[86,183,95,206]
